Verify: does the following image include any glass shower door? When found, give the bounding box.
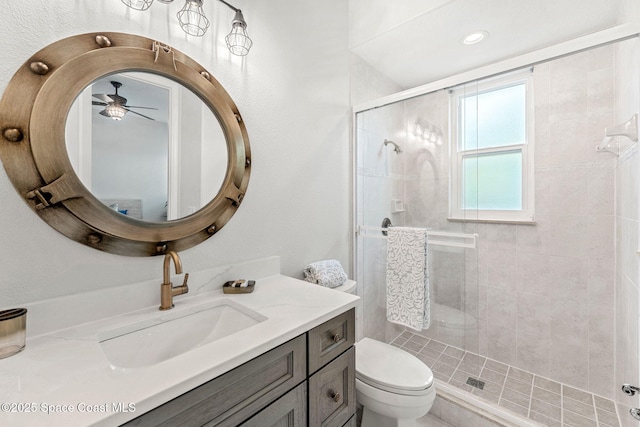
[354,89,480,364]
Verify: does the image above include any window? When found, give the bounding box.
[449,70,534,222]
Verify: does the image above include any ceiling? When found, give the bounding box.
[350,0,627,89]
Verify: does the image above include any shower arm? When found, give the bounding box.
[384,139,402,154]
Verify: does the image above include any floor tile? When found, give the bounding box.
[386,334,622,427]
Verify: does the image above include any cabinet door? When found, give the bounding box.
[308,308,355,375]
[123,335,306,427]
[342,415,357,427]
[309,347,355,427]
[240,383,307,427]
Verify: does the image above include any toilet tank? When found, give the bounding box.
[332,279,357,294]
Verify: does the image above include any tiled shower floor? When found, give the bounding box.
[390,331,622,427]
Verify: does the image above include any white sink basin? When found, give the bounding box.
[98,298,266,369]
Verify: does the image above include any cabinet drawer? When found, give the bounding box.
[308,308,355,374]
[123,334,306,427]
[240,382,307,427]
[309,346,355,427]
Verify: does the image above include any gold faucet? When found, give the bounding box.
[159,251,189,310]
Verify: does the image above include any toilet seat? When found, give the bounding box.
[355,337,434,396]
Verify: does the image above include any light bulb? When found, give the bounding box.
[105,104,127,120]
[463,31,489,45]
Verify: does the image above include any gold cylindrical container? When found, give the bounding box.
[0,308,27,359]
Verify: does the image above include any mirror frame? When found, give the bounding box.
[0,33,251,256]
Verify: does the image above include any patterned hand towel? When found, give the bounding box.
[303,259,348,288]
[386,227,430,331]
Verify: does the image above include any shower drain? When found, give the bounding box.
[466,377,485,390]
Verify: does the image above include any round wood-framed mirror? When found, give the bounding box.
[0,33,251,256]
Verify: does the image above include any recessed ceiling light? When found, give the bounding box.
[463,31,489,45]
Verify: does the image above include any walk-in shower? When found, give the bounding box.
[354,37,639,427]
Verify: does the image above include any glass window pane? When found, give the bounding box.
[462,150,522,210]
[459,83,526,151]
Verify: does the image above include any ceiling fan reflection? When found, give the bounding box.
[92,81,157,121]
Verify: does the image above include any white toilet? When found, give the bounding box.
[356,337,435,427]
[331,280,436,427]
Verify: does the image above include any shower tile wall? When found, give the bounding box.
[613,38,640,427]
[354,41,632,401]
[417,44,618,399]
[497,45,615,398]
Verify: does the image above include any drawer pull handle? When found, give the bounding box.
[329,391,341,402]
[332,333,342,343]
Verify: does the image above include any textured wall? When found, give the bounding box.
[0,0,350,306]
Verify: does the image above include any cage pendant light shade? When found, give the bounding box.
[225,10,252,56]
[177,0,210,37]
[122,0,154,11]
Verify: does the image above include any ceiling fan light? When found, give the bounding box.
[105,104,127,120]
[121,0,154,11]
[177,0,210,37]
[225,10,252,56]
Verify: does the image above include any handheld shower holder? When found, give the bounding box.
[596,113,638,155]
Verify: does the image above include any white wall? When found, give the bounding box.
[92,115,169,221]
[0,0,350,306]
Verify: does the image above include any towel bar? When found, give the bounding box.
[356,226,477,249]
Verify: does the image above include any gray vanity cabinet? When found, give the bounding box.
[308,348,355,427]
[308,309,356,427]
[239,383,307,427]
[121,308,355,427]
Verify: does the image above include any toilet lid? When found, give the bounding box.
[355,337,434,393]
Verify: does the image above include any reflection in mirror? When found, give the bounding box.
[66,72,228,222]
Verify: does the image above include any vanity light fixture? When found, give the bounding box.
[413,118,443,146]
[121,0,253,56]
[121,0,154,11]
[177,0,210,37]
[221,0,253,56]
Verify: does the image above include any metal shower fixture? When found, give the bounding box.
[121,0,253,56]
[384,139,403,154]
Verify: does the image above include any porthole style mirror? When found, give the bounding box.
[0,33,251,256]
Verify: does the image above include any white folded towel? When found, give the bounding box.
[386,227,430,331]
[303,259,347,288]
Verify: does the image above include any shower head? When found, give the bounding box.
[384,139,402,154]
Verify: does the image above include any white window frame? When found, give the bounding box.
[449,69,535,223]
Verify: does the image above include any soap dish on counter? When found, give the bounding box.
[222,280,255,294]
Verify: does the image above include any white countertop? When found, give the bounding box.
[0,274,359,426]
